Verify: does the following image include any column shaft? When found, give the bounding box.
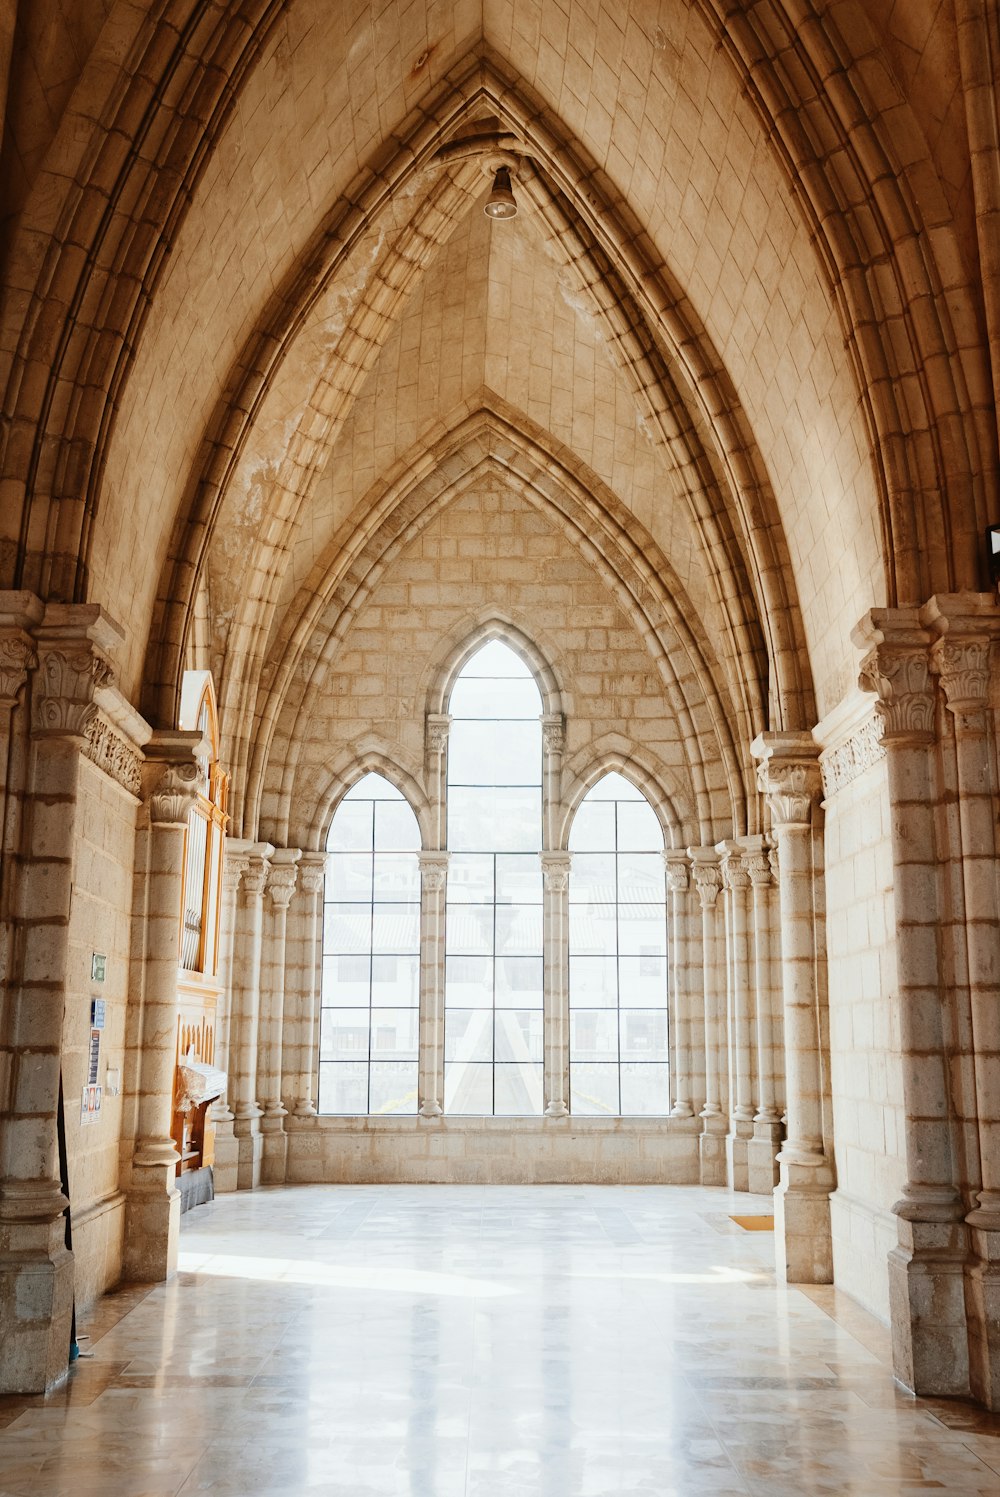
[227,841,273,1190]
[418,852,448,1118]
[542,852,571,1118]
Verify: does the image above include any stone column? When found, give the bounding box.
[856,611,969,1394]
[426,713,451,849]
[258,849,299,1184]
[286,853,326,1120]
[210,848,248,1192]
[664,850,697,1119]
[226,840,273,1191]
[752,732,833,1284]
[123,732,201,1280]
[744,837,783,1193]
[541,851,571,1118]
[0,604,121,1393]
[719,841,754,1192]
[418,851,449,1118]
[541,712,565,853]
[688,846,726,1185]
[927,596,1000,1406]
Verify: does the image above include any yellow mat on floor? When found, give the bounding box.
[730,1215,774,1231]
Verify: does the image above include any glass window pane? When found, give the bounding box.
[616,800,664,851]
[617,909,666,957]
[369,1061,418,1115]
[459,640,534,677]
[322,954,369,1006]
[569,956,618,1008]
[344,773,404,801]
[448,786,542,852]
[369,1008,419,1060]
[447,854,494,903]
[570,1009,618,1061]
[570,1062,619,1116]
[321,1010,371,1059]
[371,954,419,1007]
[495,1009,543,1063]
[319,1061,368,1115]
[445,955,494,1007]
[448,720,542,786]
[618,955,667,1007]
[326,852,372,902]
[569,801,615,851]
[620,1063,671,1116]
[328,801,372,852]
[494,904,542,955]
[495,854,543,904]
[371,903,420,953]
[569,852,616,902]
[569,903,617,955]
[620,1010,669,1062]
[449,677,542,719]
[325,904,371,953]
[617,853,665,901]
[495,956,543,1008]
[445,1061,493,1114]
[372,853,419,900]
[374,800,420,851]
[585,772,643,800]
[445,1009,493,1062]
[446,905,494,955]
[495,1063,543,1115]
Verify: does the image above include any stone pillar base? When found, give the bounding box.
[123,1184,181,1282]
[699,1123,727,1185]
[747,1121,782,1195]
[726,1120,754,1192]
[260,1128,288,1185]
[966,1226,1000,1410]
[213,1129,239,1192]
[889,1214,969,1397]
[774,1160,834,1284]
[236,1130,263,1191]
[0,1243,74,1394]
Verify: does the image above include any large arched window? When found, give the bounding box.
[444,640,544,1115]
[319,773,421,1115]
[568,773,669,1115]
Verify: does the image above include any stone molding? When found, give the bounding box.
[819,715,885,797]
[82,713,144,797]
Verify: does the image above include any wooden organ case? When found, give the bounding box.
[172,676,228,1180]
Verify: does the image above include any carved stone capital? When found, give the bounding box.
[148,759,200,825]
[663,851,689,894]
[418,851,449,892]
[768,845,780,884]
[687,850,722,911]
[297,853,328,897]
[744,851,772,888]
[721,851,750,892]
[541,851,572,893]
[223,852,250,894]
[267,862,298,908]
[241,859,270,897]
[541,713,565,755]
[933,636,991,717]
[0,633,36,705]
[858,644,935,742]
[31,647,113,739]
[757,760,821,827]
[426,713,452,754]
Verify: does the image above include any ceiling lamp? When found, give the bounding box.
[484,165,517,220]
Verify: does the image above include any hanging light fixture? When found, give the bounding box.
[484,164,517,220]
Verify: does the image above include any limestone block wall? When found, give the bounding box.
[62,756,137,1309]
[822,728,904,1321]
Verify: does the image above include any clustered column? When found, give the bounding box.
[718,842,755,1192]
[417,851,449,1118]
[259,849,300,1183]
[288,852,326,1120]
[664,850,699,1120]
[744,838,783,1194]
[688,846,726,1185]
[226,840,274,1190]
[541,851,571,1118]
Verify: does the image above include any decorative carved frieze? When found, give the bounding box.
[819,716,886,797]
[148,759,200,825]
[541,852,571,893]
[858,644,935,740]
[83,715,143,796]
[0,634,36,705]
[31,648,113,738]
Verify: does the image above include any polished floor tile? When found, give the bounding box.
[2,1184,1000,1495]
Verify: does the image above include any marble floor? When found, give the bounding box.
[3,1185,1000,1496]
